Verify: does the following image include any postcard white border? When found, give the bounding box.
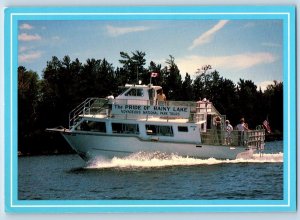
[4,6,296,213]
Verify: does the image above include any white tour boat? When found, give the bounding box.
[47,84,265,161]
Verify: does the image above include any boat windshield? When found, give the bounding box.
[117,87,128,95]
[125,88,144,97]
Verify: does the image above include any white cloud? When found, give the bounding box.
[176,52,277,75]
[189,20,229,50]
[19,23,34,30]
[106,25,151,37]
[19,51,42,63]
[18,33,42,41]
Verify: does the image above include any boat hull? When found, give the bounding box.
[62,132,255,161]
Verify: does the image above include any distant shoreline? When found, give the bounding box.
[18,149,75,157]
[265,133,283,142]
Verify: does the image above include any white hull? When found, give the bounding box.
[62,132,255,161]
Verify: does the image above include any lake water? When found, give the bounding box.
[18,141,283,200]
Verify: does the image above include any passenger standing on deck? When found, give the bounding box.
[156,89,166,105]
[225,120,233,145]
[236,118,248,145]
[106,93,114,117]
[214,115,222,145]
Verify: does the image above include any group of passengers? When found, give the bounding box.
[214,116,249,146]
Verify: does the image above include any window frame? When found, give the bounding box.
[178,126,189,132]
[145,124,174,136]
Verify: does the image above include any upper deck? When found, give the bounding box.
[68,83,222,129]
[69,97,220,129]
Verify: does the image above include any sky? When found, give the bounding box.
[18,19,283,91]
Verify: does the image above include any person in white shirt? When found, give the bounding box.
[225,120,233,145]
[106,93,114,117]
[237,118,248,131]
[236,118,248,145]
[214,116,222,145]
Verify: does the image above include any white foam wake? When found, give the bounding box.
[86,151,283,169]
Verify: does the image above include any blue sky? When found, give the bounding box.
[18,19,283,90]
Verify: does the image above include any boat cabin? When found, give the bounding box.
[115,84,163,105]
[67,84,265,148]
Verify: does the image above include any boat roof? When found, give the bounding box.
[121,84,162,90]
[138,117,189,123]
[78,114,190,124]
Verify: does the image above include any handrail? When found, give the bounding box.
[68,98,200,129]
[200,129,265,147]
[69,98,101,129]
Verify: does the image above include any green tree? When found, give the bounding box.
[118,51,147,84]
[194,69,237,119]
[41,56,79,127]
[215,78,238,123]
[236,79,259,128]
[78,58,116,98]
[181,73,194,101]
[148,61,163,86]
[18,66,40,154]
[263,81,283,132]
[193,65,212,100]
[162,55,182,100]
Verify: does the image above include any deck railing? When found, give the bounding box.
[200,129,265,148]
[69,98,202,129]
[112,99,197,108]
[69,98,108,129]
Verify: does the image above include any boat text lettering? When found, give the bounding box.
[112,104,190,118]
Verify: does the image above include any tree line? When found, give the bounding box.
[18,50,283,155]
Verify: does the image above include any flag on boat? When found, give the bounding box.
[151,72,158,77]
[263,120,271,133]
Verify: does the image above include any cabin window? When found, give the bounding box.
[112,123,139,134]
[145,124,174,136]
[125,88,144,97]
[178,126,188,132]
[76,120,106,133]
[118,87,128,95]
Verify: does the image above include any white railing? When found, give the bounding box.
[69,98,199,128]
[200,129,265,147]
[69,98,108,129]
[114,99,197,108]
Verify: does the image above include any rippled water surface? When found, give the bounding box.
[18,141,283,200]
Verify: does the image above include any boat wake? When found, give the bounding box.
[86,151,283,169]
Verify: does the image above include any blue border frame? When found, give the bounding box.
[4,6,296,213]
